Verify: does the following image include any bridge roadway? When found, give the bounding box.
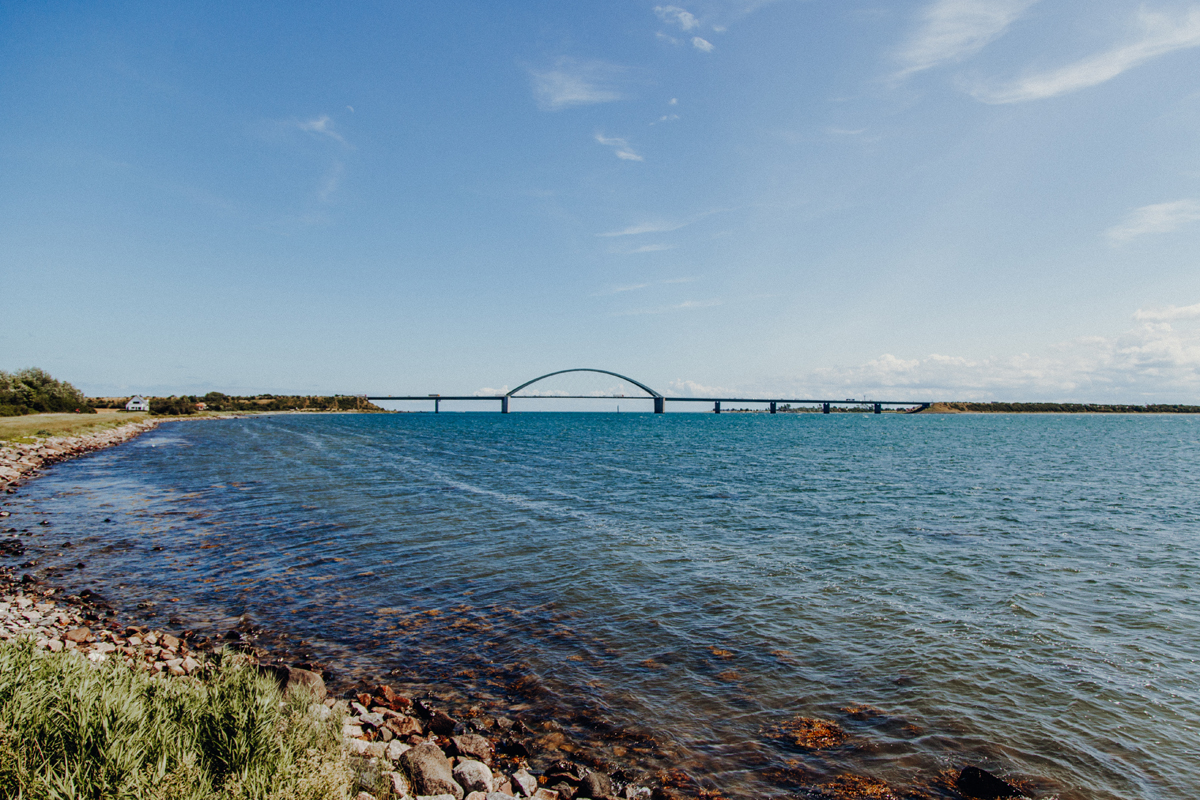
[368,368,930,414]
[366,395,931,414]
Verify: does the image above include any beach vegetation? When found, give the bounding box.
[0,368,95,416]
[0,639,353,800]
[90,394,388,414]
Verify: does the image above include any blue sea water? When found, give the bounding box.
[6,412,1200,799]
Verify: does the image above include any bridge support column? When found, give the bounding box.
[823,402,830,414]
[654,396,665,414]
[434,398,440,414]
[501,396,509,414]
[770,401,777,414]
[714,401,721,414]
[874,403,881,415]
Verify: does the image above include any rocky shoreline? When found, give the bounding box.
[0,418,162,489]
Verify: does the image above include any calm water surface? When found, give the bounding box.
[7,413,1199,799]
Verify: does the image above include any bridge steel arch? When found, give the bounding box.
[503,368,664,413]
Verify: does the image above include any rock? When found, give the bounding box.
[466,793,489,800]
[181,656,201,674]
[398,742,464,800]
[63,627,91,643]
[453,759,493,794]
[387,713,424,737]
[511,768,538,797]
[46,639,63,652]
[343,723,365,738]
[365,741,388,759]
[344,738,372,756]
[580,773,613,798]
[359,711,386,729]
[624,788,650,800]
[452,733,494,764]
[550,784,576,800]
[956,766,1025,799]
[385,739,411,761]
[160,633,180,650]
[384,770,411,797]
[487,794,516,800]
[430,710,458,736]
[355,793,377,800]
[531,790,559,800]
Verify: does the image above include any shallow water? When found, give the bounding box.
[6,412,1199,798]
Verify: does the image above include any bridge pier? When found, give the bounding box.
[874,403,881,415]
[823,402,830,414]
[714,401,721,414]
[435,398,440,414]
[770,401,777,414]
[654,396,665,414]
[501,396,509,414]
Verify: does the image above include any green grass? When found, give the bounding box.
[0,640,353,800]
[0,412,150,444]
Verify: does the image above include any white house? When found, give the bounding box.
[126,396,149,412]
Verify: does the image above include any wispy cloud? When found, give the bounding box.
[317,161,344,202]
[615,299,721,316]
[596,277,694,295]
[596,220,690,237]
[972,8,1200,103]
[473,386,509,396]
[297,114,347,144]
[1135,301,1200,321]
[626,243,676,253]
[692,36,715,52]
[1107,199,1200,243]
[595,133,643,161]
[529,59,624,110]
[896,0,1037,78]
[655,5,700,31]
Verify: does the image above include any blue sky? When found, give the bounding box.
[4,0,1200,402]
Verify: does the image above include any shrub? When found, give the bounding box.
[0,368,95,414]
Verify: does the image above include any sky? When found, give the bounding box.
[3,0,1200,403]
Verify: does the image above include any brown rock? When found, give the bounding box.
[430,709,458,736]
[452,733,494,764]
[386,714,424,737]
[63,627,92,643]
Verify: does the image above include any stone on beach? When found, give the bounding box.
[452,733,494,764]
[399,742,465,800]
[511,768,538,797]
[580,772,613,798]
[453,759,494,794]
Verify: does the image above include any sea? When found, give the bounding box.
[6,412,1199,799]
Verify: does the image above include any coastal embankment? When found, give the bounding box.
[0,418,161,489]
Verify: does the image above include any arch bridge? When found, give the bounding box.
[368,368,930,414]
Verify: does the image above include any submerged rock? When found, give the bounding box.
[956,766,1025,799]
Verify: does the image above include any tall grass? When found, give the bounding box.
[0,640,353,800]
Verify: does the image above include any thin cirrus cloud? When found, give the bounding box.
[595,133,643,161]
[972,7,1200,103]
[296,114,348,145]
[596,220,690,237]
[529,59,624,110]
[895,0,1038,78]
[692,37,715,52]
[596,277,695,295]
[1106,199,1200,243]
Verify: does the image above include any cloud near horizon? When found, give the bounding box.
[971,7,1200,103]
[787,312,1200,401]
[1107,199,1200,243]
[895,0,1037,78]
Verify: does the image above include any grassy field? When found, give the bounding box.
[0,411,150,443]
[0,640,353,800]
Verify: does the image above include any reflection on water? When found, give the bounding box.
[6,412,1200,799]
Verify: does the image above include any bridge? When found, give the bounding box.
[368,368,931,414]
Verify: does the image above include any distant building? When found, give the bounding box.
[126,396,149,412]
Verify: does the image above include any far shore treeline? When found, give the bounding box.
[91,393,388,415]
